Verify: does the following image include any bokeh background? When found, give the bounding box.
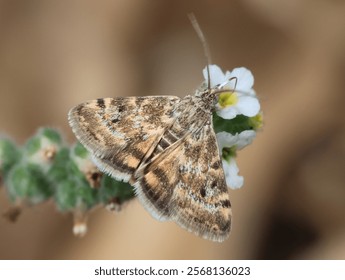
[0,0,345,259]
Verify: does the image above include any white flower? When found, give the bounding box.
[216,130,256,189]
[203,64,260,119]
[217,130,256,152]
[222,158,243,190]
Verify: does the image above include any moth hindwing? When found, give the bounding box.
[68,91,232,242]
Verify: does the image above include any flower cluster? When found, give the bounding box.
[204,65,263,189]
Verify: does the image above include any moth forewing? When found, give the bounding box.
[133,116,232,241]
[68,96,180,180]
[68,89,232,242]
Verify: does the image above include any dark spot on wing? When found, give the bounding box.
[200,187,206,197]
[141,176,170,216]
[220,199,231,208]
[117,104,125,113]
[211,181,217,189]
[152,168,169,185]
[97,98,105,109]
[211,160,221,170]
[131,147,145,160]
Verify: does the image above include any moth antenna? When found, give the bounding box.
[188,13,212,90]
[231,77,238,92]
[218,77,238,92]
[212,77,238,98]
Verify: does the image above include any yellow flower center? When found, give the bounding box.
[249,112,263,129]
[218,92,238,108]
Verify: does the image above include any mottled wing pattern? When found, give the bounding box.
[68,96,180,181]
[134,124,232,242]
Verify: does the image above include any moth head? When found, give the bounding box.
[204,76,238,104]
[196,75,239,110]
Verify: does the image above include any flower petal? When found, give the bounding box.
[203,65,226,88]
[230,67,254,92]
[216,131,238,152]
[222,158,244,189]
[236,95,260,117]
[236,130,256,150]
[216,105,240,119]
[216,130,256,152]
[222,70,236,89]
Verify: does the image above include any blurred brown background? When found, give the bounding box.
[1,0,345,259]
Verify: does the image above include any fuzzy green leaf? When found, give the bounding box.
[99,175,135,205]
[40,127,62,144]
[0,138,21,176]
[7,163,53,204]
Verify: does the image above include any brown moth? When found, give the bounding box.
[68,16,232,242]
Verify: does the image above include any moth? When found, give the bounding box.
[68,16,233,242]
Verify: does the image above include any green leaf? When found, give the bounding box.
[49,147,98,211]
[76,181,99,209]
[213,113,254,134]
[54,180,77,211]
[40,127,62,144]
[99,175,135,205]
[73,142,89,159]
[7,163,53,204]
[47,148,71,182]
[25,137,41,156]
[0,138,21,175]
